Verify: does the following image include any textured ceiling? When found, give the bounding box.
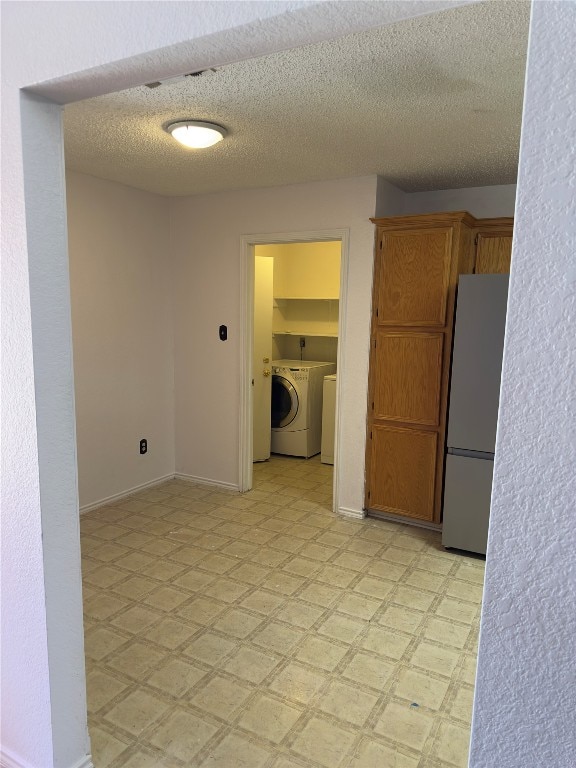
[63,1,530,197]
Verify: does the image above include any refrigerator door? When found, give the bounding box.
[442,453,493,554]
[447,275,509,453]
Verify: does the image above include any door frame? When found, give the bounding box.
[239,229,350,514]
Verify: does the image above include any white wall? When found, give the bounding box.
[376,175,408,217]
[470,3,576,767]
[403,183,517,218]
[1,91,65,768]
[377,175,517,219]
[171,175,391,512]
[66,172,175,510]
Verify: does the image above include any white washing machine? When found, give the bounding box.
[271,360,336,458]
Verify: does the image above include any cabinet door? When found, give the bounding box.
[369,426,437,521]
[475,234,512,274]
[373,332,444,426]
[377,229,453,326]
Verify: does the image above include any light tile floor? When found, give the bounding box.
[81,455,485,768]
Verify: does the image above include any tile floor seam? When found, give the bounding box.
[139,705,229,764]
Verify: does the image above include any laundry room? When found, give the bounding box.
[253,241,341,469]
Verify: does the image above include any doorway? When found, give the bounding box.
[253,240,341,464]
[239,230,350,516]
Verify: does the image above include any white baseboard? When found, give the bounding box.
[338,506,365,519]
[0,747,24,768]
[0,747,93,768]
[80,473,175,513]
[70,757,94,768]
[175,473,239,493]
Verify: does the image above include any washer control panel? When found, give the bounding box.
[274,366,309,381]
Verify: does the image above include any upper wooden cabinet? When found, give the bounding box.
[377,229,453,326]
[366,211,514,525]
[476,235,512,274]
[474,218,514,274]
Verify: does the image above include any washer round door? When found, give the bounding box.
[271,375,299,428]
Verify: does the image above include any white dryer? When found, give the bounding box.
[271,360,336,458]
[321,374,337,465]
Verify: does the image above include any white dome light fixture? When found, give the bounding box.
[165,120,227,149]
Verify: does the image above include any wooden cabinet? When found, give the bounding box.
[376,229,453,326]
[474,218,514,274]
[373,332,444,426]
[369,426,438,520]
[365,212,476,523]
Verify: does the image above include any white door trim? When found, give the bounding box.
[239,228,350,514]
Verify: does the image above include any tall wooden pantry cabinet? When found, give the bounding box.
[365,212,477,524]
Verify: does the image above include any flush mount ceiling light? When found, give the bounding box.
[165,120,227,149]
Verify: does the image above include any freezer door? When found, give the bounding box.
[442,453,494,555]
[447,275,509,453]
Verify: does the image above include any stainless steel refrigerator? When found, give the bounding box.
[442,274,509,554]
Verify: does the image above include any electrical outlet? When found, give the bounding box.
[140,439,148,455]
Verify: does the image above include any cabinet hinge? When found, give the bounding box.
[475,233,479,245]
[374,339,377,349]
[371,402,374,411]
[368,490,371,500]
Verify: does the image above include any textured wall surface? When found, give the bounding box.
[0,89,80,768]
[67,172,175,510]
[470,2,576,766]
